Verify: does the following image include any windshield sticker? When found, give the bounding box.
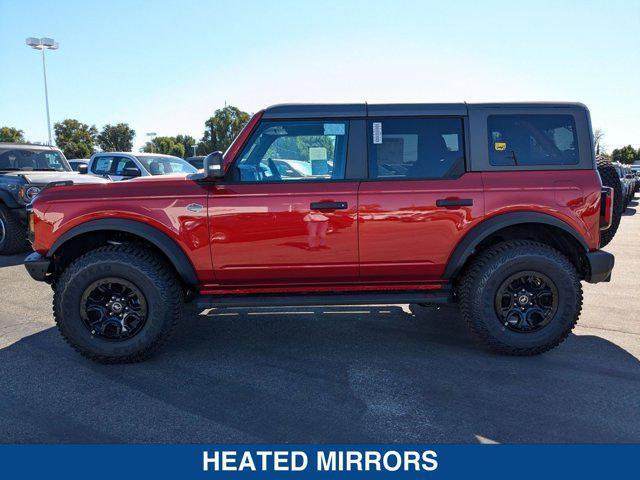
[323,123,345,135]
[372,122,383,144]
[494,142,507,151]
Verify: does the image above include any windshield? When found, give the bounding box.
[0,147,70,171]
[135,155,197,175]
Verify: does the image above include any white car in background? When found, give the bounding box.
[81,152,197,181]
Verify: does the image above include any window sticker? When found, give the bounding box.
[494,142,507,151]
[323,123,345,135]
[309,147,327,161]
[372,122,383,144]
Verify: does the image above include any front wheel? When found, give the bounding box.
[54,244,183,363]
[458,240,582,355]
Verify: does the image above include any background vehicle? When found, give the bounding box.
[67,159,88,172]
[25,102,615,363]
[84,152,197,181]
[185,156,205,170]
[0,143,108,254]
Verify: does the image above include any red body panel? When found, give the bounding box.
[481,170,602,251]
[205,182,359,288]
[31,177,213,282]
[358,173,485,282]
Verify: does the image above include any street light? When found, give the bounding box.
[146,132,157,153]
[26,37,59,146]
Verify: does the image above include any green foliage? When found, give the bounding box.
[611,145,639,165]
[143,136,185,157]
[199,105,250,154]
[0,126,26,143]
[266,135,335,161]
[175,134,198,158]
[97,123,136,152]
[54,119,97,158]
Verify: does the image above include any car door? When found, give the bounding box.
[208,118,360,287]
[358,114,485,283]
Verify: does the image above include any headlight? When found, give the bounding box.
[22,186,42,202]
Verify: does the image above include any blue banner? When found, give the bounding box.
[0,444,637,479]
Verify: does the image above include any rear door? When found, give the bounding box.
[358,113,485,283]
[208,119,361,287]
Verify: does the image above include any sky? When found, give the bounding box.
[1,0,638,152]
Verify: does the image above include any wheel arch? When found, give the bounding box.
[444,212,590,280]
[48,218,198,287]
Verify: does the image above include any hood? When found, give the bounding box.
[13,171,110,185]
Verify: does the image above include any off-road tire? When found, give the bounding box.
[597,159,622,248]
[458,240,582,356]
[0,204,27,255]
[53,244,183,363]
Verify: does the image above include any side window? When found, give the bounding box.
[233,121,349,182]
[488,114,579,166]
[92,156,114,175]
[367,118,465,179]
[112,157,137,175]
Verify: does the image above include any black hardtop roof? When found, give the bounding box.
[262,102,588,119]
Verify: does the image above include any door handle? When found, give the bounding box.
[310,201,348,210]
[436,198,474,207]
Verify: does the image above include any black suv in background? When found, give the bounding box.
[0,143,108,254]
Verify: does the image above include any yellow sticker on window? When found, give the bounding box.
[494,142,507,151]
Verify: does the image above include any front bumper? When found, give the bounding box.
[24,252,51,282]
[585,250,615,283]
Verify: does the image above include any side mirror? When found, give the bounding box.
[123,167,141,177]
[203,151,225,179]
[77,164,88,174]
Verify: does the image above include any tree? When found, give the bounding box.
[97,123,135,152]
[143,136,185,157]
[593,128,605,155]
[0,126,26,143]
[54,119,97,158]
[199,105,250,154]
[611,145,638,165]
[175,134,198,158]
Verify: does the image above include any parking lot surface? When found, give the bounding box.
[1,200,639,443]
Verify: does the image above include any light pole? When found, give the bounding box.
[26,37,58,146]
[146,132,157,153]
[191,144,198,156]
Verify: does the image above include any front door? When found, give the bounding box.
[358,116,485,283]
[208,119,359,287]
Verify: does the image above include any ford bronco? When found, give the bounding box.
[24,103,615,363]
[0,143,108,254]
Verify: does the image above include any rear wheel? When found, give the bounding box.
[458,240,582,355]
[597,159,623,248]
[0,204,27,255]
[53,244,183,363]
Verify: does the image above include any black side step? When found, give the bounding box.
[196,290,453,309]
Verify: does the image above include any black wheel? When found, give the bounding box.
[0,204,27,255]
[597,159,623,248]
[54,244,183,363]
[458,240,582,356]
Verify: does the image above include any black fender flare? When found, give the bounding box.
[0,189,20,209]
[443,212,590,279]
[48,218,198,286]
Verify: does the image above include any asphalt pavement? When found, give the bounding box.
[1,199,639,443]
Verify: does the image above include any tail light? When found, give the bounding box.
[600,187,613,230]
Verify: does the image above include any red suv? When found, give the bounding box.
[24,103,615,363]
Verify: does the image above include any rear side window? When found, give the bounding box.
[367,118,465,179]
[488,114,579,166]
